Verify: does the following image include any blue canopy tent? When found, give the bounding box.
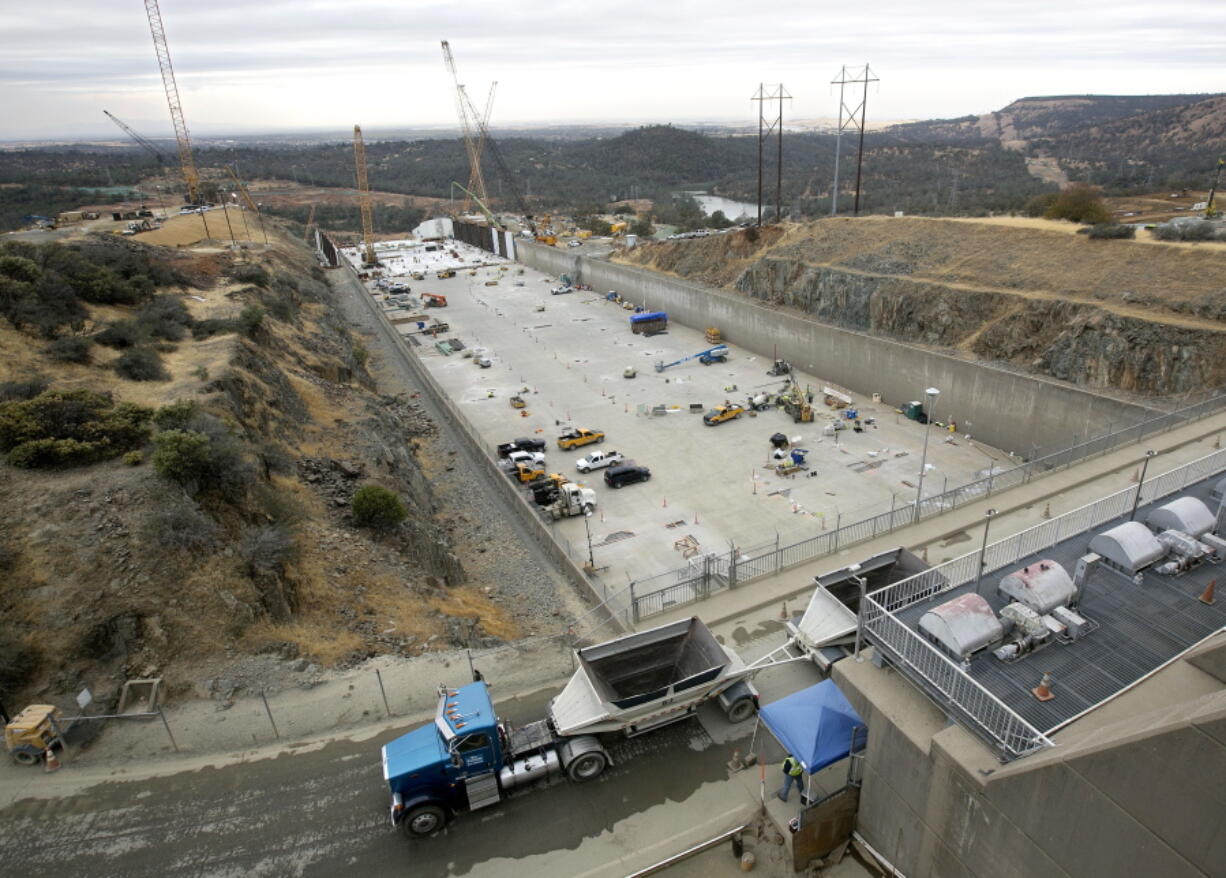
[758,680,867,799]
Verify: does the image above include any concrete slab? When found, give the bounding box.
[380,250,1014,606]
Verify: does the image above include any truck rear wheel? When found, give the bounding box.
[402,803,446,837]
[725,696,756,724]
[567,750,608,782]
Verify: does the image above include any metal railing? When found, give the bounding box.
[858,445,1226,761]
[629,393,1226,621]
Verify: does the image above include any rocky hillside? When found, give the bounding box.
[615,218,1226,396]
[0,223,543,709]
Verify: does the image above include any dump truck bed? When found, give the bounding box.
[549,618,746,736]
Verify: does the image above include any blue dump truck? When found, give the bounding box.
[381,617,771,837]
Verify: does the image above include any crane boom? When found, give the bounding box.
[103,110,168,165]
[141,0,202,205]
[450,182,502,230]
[441,40,491,213]
[460,87,535,235]
[352,125,377,265]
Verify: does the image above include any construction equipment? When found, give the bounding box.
[437,269,456,279]
[779,379,814,423]
[141,0,207,225]
[655,345,729,372]
[767,359,791,376]
[1206,156,1224,218]
[440,40,493,215]
[5,705,65,766]
[630,311,668,335]
[352,125,377,266]
[303,203,317,244]
[224,164,268,246]
[451,181,503,230]
[510,395,526,409]
[422,293,447,308]
[103,110,170,167]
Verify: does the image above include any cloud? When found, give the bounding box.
[2,0,1225,138]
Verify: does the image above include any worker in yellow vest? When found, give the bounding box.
[778,754,804,802]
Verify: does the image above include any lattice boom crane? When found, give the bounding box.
[142,0,202,206]
[352,125,377,266]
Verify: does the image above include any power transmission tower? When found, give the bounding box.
[751,84,791,226]
[141,0,209,241]
[830,64,878,217]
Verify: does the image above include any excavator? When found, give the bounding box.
[422,293,448,308]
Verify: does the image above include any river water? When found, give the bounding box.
[679,191,758,221]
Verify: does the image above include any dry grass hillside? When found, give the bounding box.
[0,222,528,708]
[617,217,1226,395]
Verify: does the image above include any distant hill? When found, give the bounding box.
[887,94,1224,145]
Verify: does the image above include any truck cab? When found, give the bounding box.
[383,683,504,837]
[558,428,604,450]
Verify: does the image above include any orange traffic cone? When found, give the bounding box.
[1031,672,1055,702]
[44,747,61,773]
[1198,578,1217,606]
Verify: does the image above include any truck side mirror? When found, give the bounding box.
[451,752,462,769]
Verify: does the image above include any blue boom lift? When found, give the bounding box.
[654,345,729,372]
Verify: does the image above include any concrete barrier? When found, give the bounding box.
[518,243,1160,458]
[336,263,620,638]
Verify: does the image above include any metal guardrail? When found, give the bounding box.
[630,393,1226,621]
[858,445,1226,761]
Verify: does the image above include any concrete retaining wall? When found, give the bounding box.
[833,656,1225,878]
[337,262,617,636]
[518,244,1158,458]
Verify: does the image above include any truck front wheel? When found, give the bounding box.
[402,803,447,837]
[567,750,608,782]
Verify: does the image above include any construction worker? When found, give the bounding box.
[778,754,804,802]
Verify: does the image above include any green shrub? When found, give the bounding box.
[352,484,407,531]
[153,399,198,431]
[192,365,209,381]
[0,389,152,467]
[1043,183,1112,224]
[151,430,213,486]
[115,347,168,381]
[138,296,193,341]
[123,450,143,466]
[237,304,265,338]
[143,499,220,554]
[1023,192,1059,218]
[46,335,93,363]
[95,319,145,349]
[1087,223,1136,240]
[231,264,271,288]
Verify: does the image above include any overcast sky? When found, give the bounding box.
[3,0,1224,140]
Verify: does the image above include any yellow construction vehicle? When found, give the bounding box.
[437,269,456,279]
[5,705,65,766]
[510,395,526,409]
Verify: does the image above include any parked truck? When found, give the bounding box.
[383,617,786,837]
[547,482,597,518]
[558,428,605,450]
[575,449,625,473]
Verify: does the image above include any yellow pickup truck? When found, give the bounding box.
[703,405,745,426]
[557,428,605,450]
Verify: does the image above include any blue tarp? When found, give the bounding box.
[759,680,867,774]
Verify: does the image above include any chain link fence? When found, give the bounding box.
[860,444,1226,761]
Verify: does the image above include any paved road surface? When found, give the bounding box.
[0,687,751,877]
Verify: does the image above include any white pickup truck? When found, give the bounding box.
[575,450,625,473]
[500,450,546,472]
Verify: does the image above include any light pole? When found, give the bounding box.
[913,387,941,523]
[1128,450,1158,521]
[849,564,868,662]
[973,508,998,595]
[583,510,596,572]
